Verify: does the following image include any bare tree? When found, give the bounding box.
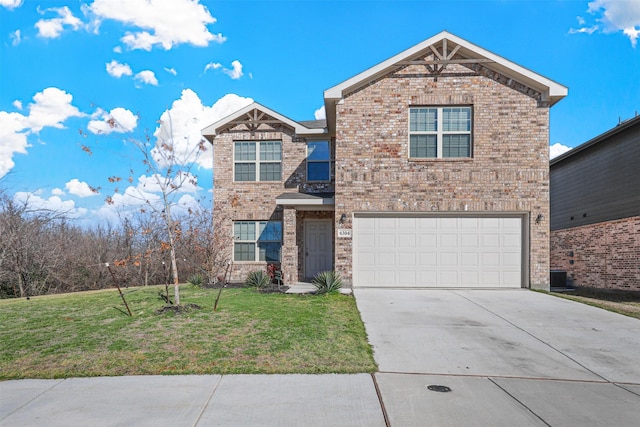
[84,112,209,305]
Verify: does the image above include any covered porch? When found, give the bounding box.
[276,192,335,284]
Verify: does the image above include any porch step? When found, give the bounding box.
[285,283,316,294]
[285,282,353,295]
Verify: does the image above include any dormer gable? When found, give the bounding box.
[202,102,326,142]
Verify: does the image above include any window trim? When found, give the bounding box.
[233,140,282,182]
[233,220,282,263]
[408,106,473,159]
[306,140,332,182]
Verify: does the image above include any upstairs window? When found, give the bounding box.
[234,141,282,181]
[409,107,472,158]
[233,221,282,262]
[307,141,331,181]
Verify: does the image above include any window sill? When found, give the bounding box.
[408,158,474,163]
[232,181,283,184]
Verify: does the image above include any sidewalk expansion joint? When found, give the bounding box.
[371,373,391,427]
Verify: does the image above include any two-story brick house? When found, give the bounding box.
[203,31,567,290]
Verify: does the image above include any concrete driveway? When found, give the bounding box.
[355,288,640,426]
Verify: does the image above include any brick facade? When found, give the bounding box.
[333,60,551,288]
[550,216,640,291]
[212,120,334,283]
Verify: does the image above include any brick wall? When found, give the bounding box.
[550,216,640,291]
[333,60,551,288]
[212,118,334,283]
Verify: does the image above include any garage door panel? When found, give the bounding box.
[460,233,479,247]
[439,270,459,286]
[440,252,459,266]
[419,252,438,266]
[354,215,523,288]
[419,233,438,248]
[398,270,417,285]
[461,252,479,266]
[440,234,458,247]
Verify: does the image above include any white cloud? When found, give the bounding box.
[572,0,640,47]
[205,60,244,79]
[96,175,202,221]
[26,87,83,132]
[138,172,199,194]
[12,100,22,110]
[95,184,161,222]
[10,29,21,46]
[0,87,83,178]
[13,192,87,218]
[222,60,243,79]
[106,60,132,78]
[204,62,222,72]
[0,0,23,10]
[134,70,158,86]
[153,90,253,169]
[35,6,82,39]
[113,46,122,53]
[51,188,64,196]
[164,67,177,75]
[89,0,225,51]
[314,105,326,120]
[550,143,572,159]
[88,107,137,134]
[0,111,29,178]
[65,179,98,197]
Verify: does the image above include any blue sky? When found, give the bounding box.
[1,0,639,224]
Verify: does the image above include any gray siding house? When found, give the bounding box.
[550,115,640,291]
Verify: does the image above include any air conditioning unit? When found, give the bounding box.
[550,270,567,288]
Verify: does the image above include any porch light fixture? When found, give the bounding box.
[339,213,346,224]
[535,214,544,224]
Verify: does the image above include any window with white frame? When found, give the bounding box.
[409,107,472,158]
[307,141,331,181]
[233,221,282,262]
[234,141,282,181]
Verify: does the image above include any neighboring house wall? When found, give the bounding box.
[550,216,640,291]
[333,61,551,287]
[550,116,640,290]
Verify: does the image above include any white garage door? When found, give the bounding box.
[353,215,523,288]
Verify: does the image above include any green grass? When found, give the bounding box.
[0,286,377,380]
[543,288,640,320]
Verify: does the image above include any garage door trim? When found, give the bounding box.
[352,211,530,288]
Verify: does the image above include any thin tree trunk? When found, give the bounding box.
[164,202,180,305]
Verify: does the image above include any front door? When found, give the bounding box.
[305,219,333,279]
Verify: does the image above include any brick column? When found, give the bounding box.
[281,207,298,284]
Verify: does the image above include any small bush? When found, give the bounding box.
[312,271,343,295]
[245,270,270,289]
[187,274,205,288]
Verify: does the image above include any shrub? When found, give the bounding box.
[245,270,270,289]
[312,271,342,295]
[187,274,205,288]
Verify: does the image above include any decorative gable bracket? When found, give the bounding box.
[396,38,494,81]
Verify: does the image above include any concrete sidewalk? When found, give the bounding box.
[0,374,385,427]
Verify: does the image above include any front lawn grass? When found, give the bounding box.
[0,286,377,380]
[546,288,640,320]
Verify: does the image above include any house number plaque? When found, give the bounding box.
[338,229,352,238]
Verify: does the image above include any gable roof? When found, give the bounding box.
[324,31,568,132]
[202,102,326,141]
